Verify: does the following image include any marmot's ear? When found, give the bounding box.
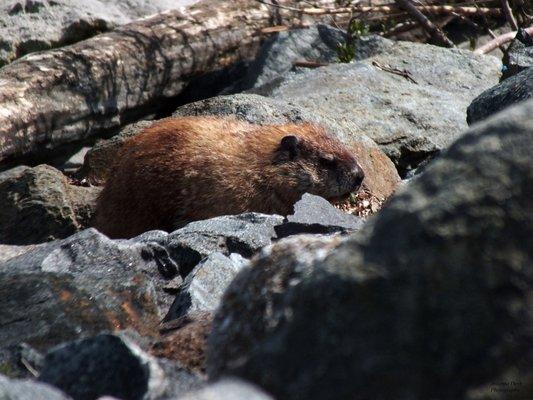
[279,135,300,159]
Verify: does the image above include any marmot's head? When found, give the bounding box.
[271,127,364,200]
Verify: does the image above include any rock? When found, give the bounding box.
[258,40,501,175]
[174,93,400,199]
[0,343,44,379]
[163,213,283,276]
[154,312,213,373]
[275,193,362,237]
[227,24,346,92]
[0,0,194,67]
[0,228,178,351]
[165,253,248,320]
[39,333,166,400]
[0,165,100,245]
[467,67,533,124]
[207,99,533,400]
[0,244,39,263]
[240,32,393,92]
[502,28,533,79]
[180,379,274,400]
[80,120,153,185]
[0,374,71,400]
[156,357,205,399]
[61,146,91,174]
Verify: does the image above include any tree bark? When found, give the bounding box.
[0,0,325,164]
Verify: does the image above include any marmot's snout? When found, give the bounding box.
[351,166,365,190]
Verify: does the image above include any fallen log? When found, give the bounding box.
[0,0,330,164]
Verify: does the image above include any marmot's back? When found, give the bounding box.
[95,116,364,238]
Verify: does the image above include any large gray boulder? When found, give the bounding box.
[0,0,193,67]
[0,228,178,351]
[0,164,100,245]
[207,99,533,400]
[258,39,501,175]
[467,67,533,125]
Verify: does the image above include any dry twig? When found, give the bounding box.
[394,0,455,47]
[500,0,519,30]
[474,26,533,53]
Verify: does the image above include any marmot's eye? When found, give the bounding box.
[319,155,336,168]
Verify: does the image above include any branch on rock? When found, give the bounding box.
[394,0,455,47]
[474,26,533,54]
[299,4,502,17]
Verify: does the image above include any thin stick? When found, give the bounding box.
[301,5,501,17]
[500,0,519,30]
[474,26,533,54]
[394,0,454,47]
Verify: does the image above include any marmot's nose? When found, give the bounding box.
[351,167,364,189]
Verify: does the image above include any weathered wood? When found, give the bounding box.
[0,0,327,164]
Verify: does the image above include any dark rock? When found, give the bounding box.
[275,193,362,237]
[0,228,177,351]
[207,99,533,400]
[259,40,500,175]
[0,374,71,400]
[467,67,533,124]
[174,93,400,200]
[180,379,273,400]
[502,28,533,79]
[80,120,152,185]
[164,213,283,276]
[39,333,165,400]
[0,164,100,245]
[165,253,248,321]
[0,343,44,379]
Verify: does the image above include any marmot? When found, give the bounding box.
[94,116,364,238]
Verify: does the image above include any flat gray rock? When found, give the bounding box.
[163,213,283,276]
[276,193,362,237]
[0,375,71,400]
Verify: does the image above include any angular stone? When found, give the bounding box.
[165,253,248,320]
[467,67,533,124]
[164,213,283,276]
[39,334,166,400]
[275,193,363,237]
[0,164,100,245]
[0,229,177,351]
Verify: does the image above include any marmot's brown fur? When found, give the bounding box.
[94,116,364,238]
